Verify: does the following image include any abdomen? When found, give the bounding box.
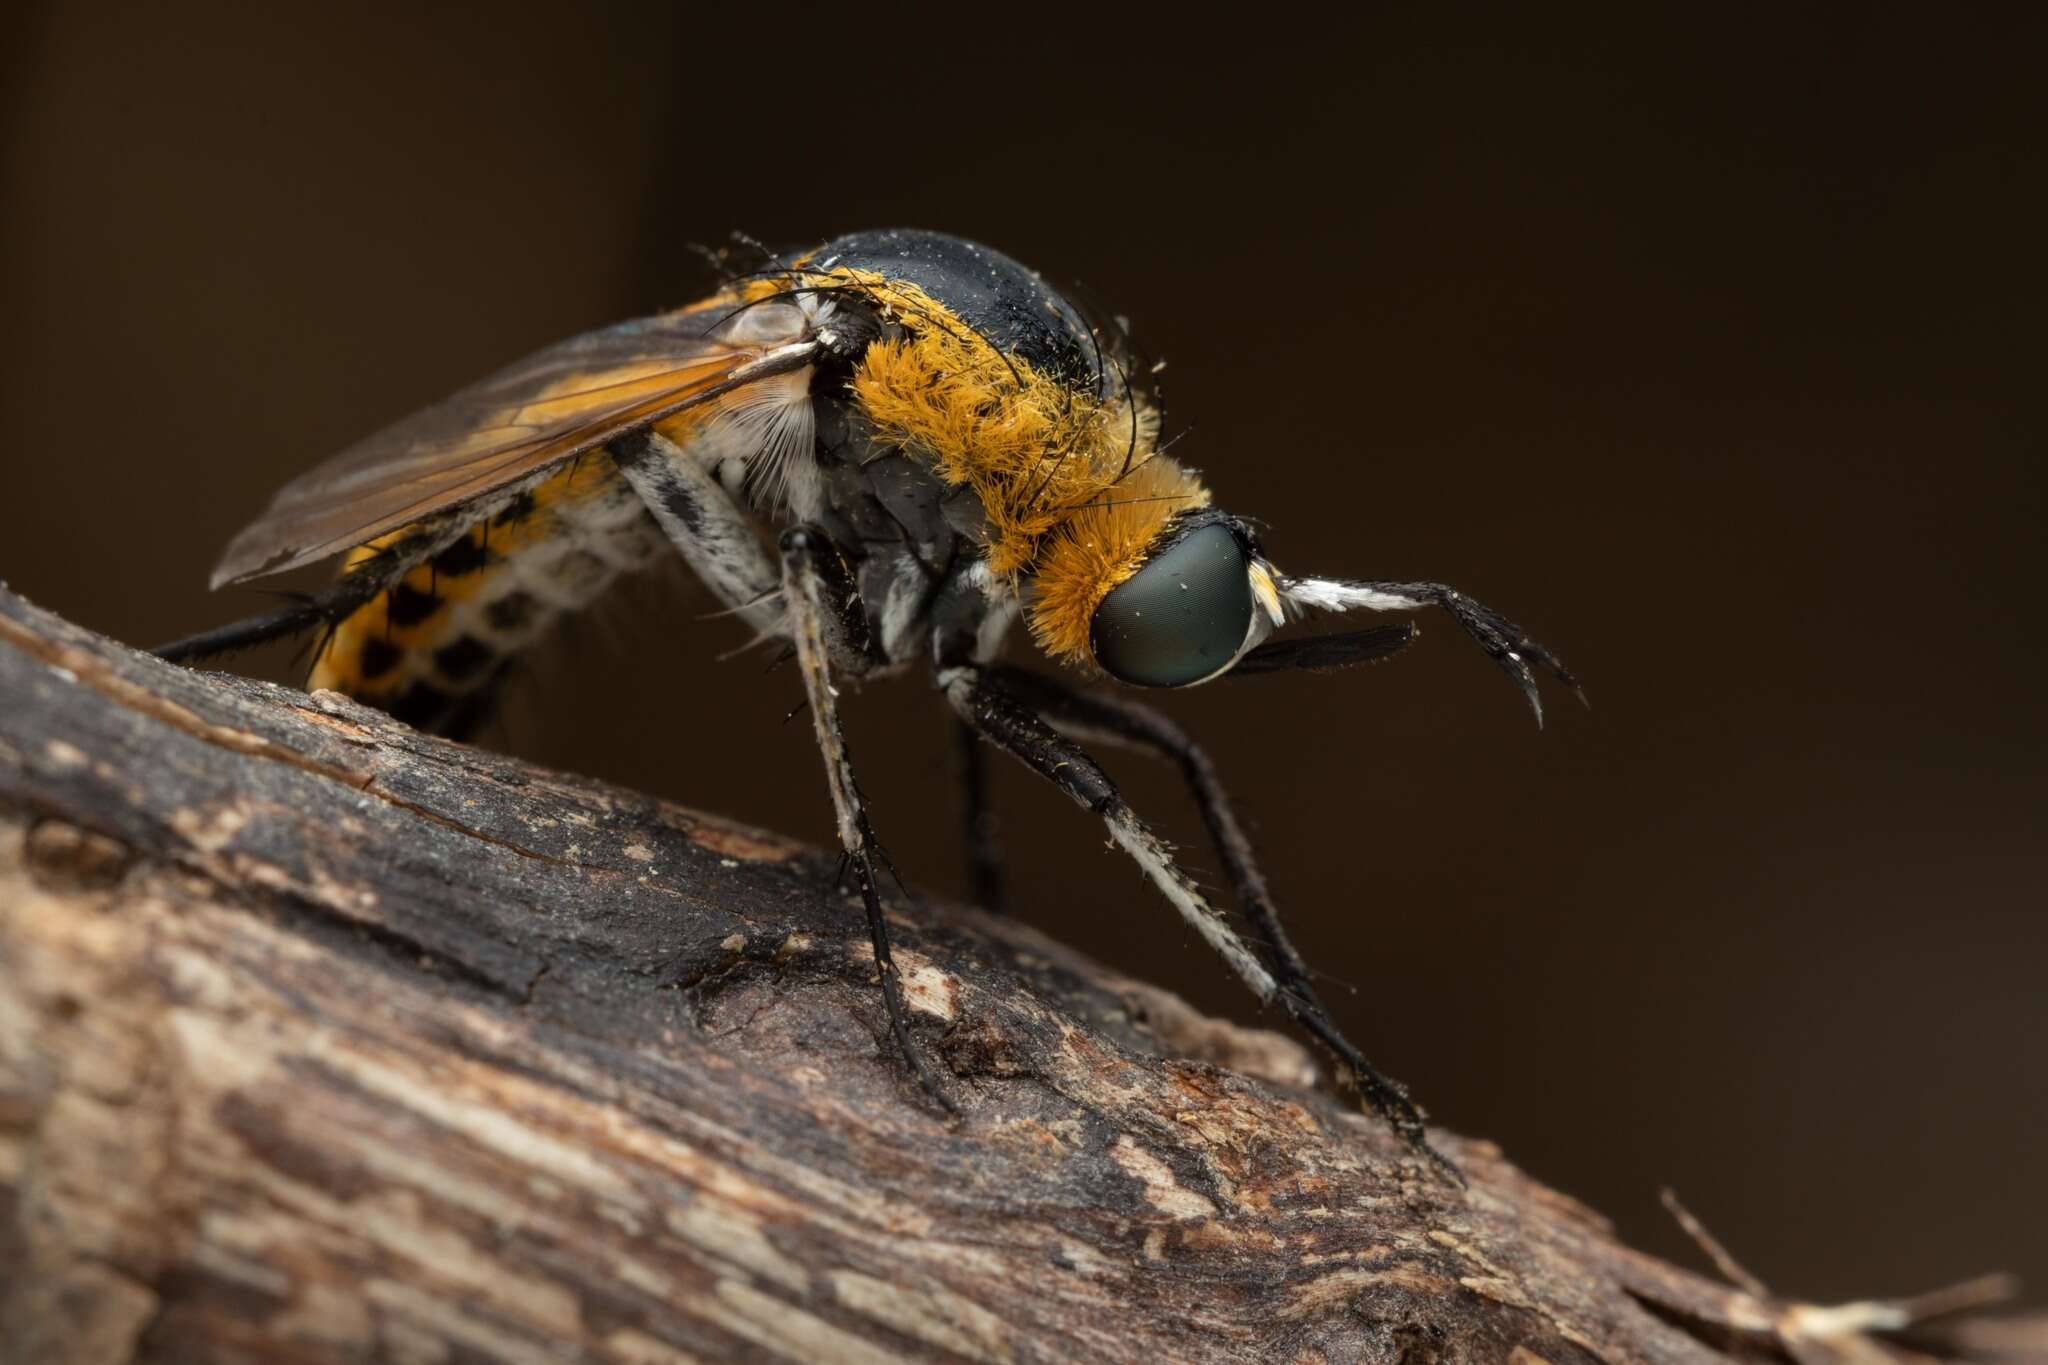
[307,455,665,736]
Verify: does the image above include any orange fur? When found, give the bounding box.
[1023,457,1210,662]
[775,268,1205,665]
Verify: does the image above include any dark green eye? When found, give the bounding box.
[1091,522,1254,687]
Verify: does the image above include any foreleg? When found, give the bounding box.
[1278,576,1581,724]
[941,663,1445,1168]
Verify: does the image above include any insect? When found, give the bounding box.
[158,228,1579,1169]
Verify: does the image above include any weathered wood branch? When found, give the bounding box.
[0,586,2036,1364]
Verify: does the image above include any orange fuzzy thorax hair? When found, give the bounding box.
[794,268,1208,666]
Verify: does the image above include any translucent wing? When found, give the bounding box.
[212,297,815,586]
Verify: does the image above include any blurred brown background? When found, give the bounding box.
[4,4,2042,1301]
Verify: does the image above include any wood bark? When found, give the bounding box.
[0,585,2035,1365]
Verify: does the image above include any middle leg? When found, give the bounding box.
[955,717,1005,911]
[781,526,953,1112]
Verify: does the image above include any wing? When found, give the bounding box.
[211,295,817,586]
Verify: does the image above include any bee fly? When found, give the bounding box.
[158,228,1580,1169]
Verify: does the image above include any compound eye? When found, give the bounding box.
[1091,522,1255,687]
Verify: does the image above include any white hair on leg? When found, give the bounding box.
[1279,577,1426,616]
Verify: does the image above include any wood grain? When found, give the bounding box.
[0,586,2033,1364]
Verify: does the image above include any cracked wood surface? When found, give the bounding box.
[0,586,2035,1365]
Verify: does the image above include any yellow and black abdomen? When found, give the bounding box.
[308,456,664,736]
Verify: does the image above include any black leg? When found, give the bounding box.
[781,527,953,1113]
[1278,576,1583,725]
[1388,581,1581,723]
[986,666,1317,999]
[955,717,1004,911]
[941,663,1451,1173]
[983,665,1453,1165]
[154,570,392,663]
[154,520,465,664]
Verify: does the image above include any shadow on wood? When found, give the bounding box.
[0,586,2036,1364]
